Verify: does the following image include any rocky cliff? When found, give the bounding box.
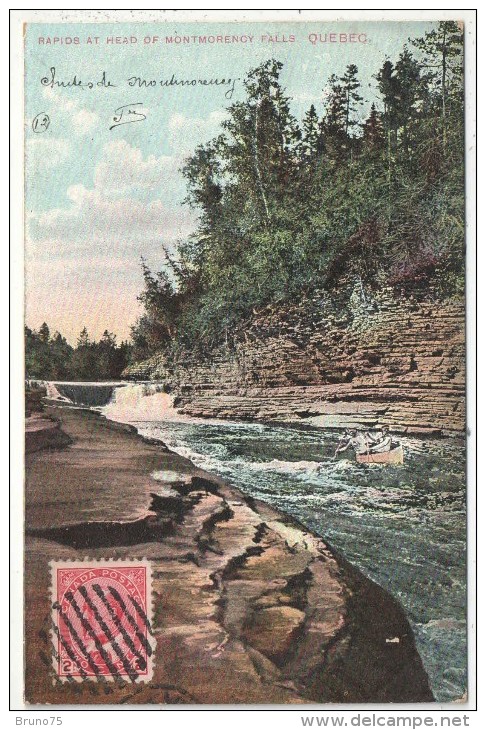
[124,285,465,437]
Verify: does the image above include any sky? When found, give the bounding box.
[24,19,436,344]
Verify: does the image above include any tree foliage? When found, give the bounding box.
[133,23,464,355]
[25,324,132,380]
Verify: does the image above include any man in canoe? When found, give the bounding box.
[334,426,403,464]
[334,429,370,458]
[334,426,393,458]
[365,425,392,453]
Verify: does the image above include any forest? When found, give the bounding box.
[25,324,131,380]
[130,22,464,363]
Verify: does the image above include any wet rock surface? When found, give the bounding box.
[25,407,434,705]
[25,413,73,453]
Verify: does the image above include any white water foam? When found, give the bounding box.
[102,383,188,424]
[102,382,238,430]
[245,458,322,474]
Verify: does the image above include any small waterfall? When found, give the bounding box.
[102,382,183,423]
[25,379,72,403]
[55,382,124,407]
[46,382,73,402]
[26,380,131,407]
[27,379,186,423]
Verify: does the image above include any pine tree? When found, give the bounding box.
[320,73,348,163]
[363,103,384,151]
[182,141,222,234]
[411,21,463,147]
[394,47,426,153]
[323,74,347,138]
[340,64,364,137]
[375,60,400,181]
[77,327,90,348]
[244,59,301,224]
[301,104,320,158]
[38,322,50,343]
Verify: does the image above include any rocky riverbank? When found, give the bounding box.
[25,406,433,705]
[124,287,465,437]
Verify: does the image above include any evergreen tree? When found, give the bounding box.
[375,60,400,178]
[136,258,181,343]
[25,324,131,380]
[363,103,384,151]
[322,73,348,155]
[411,21,463,147]
[49,332,74,379]
[182,142,222,234]
[300,104,320,159]
[340,64,364,138]
[221,58,301,226]
[394,47,426,153]
[77,327,90,348]
[38,322,50,344]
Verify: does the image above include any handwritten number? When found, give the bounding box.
[32,113,50,134]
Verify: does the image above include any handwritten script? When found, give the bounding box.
[40,67,238,99]
[110,103,146,130]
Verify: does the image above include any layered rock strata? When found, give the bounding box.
[125,289,465,436]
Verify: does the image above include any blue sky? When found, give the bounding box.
[25,20,436,343]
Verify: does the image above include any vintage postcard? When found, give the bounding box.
[14,9,475,708]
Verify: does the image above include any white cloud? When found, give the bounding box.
[30,188,194,250]
[41,85,77,112]
[25,173,192,341]
[168,109,228,154]
[41,85,99,137]
[26,137,71,171]
[93,140,179,195]
[27,140,196,261]
[72,108,99,135]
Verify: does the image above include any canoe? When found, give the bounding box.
[367,435,392,453]
[356,445,404,465]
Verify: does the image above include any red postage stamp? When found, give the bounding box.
[50,560,154,682]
